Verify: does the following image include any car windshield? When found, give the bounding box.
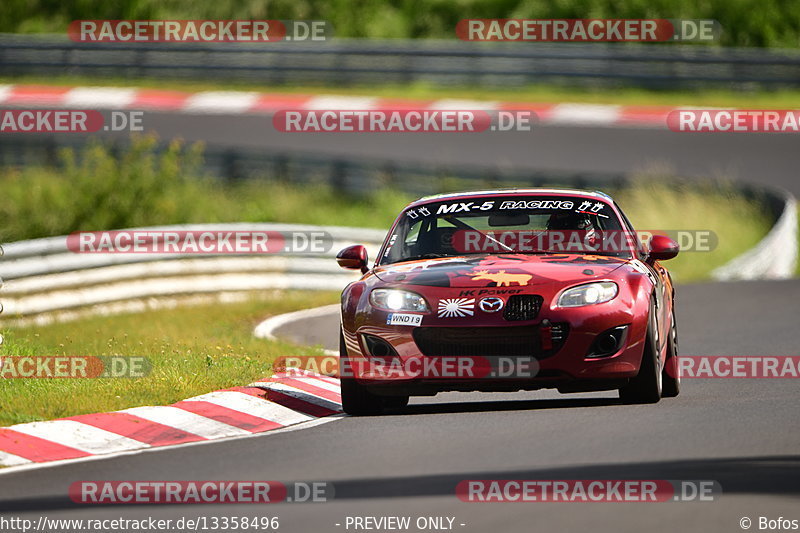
[379,195,633,265]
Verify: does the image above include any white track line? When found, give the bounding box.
[248,382,342,411]
[0,416,343,476]
[549,103,621,125]
[184,91,260,113]
[0,450,32,467]
[304,95,378,110]
[121,406,251,439]
[254,303,340,356]
[273,369,341,386]
[0,84,671,129]
[273,375,342,394]
[0,306,346,473]
[0,85,13,103]
[10,420,148,454]
[64,87,137,108]
[183,390,314,426]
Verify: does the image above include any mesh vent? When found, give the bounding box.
[503,295,543,321]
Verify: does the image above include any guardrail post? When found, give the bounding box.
[331,160,347,191]
[222,149,243,181]
[2,36,800,88]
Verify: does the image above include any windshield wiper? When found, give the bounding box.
[393,253,449,263]
[441,217,515,252]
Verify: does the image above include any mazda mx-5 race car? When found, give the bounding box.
[335,189,681,415]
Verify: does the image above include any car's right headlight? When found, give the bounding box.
[556,282,618,308]
[369,289,429,312]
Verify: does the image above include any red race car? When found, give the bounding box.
[336,189,681,415]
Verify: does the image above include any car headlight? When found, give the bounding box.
[557,282,618,308]
[370,289,429,312]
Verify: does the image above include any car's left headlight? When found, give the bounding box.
[370,289,429,312]
[557,282,618,308]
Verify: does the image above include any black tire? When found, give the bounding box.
[661,308,681,398]
[619,299,662,404]
[339,329,384,416]
[383,395,410,409]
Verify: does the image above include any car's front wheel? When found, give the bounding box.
[339,330,385,416]
[661,308,681,398]
[618,299,662,404]
[383,395,410,409]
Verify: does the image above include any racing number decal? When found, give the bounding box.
[437,201,495,214]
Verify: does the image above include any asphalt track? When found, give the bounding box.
[114,111,800,193]
[1,115,798,532]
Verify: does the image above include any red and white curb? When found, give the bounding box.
[0,84,675,128]
[0,370,341,469]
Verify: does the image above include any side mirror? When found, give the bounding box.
[336,245,369,274]
[648,235,679,262]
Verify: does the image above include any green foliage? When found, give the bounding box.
[0,136,773,282]
[0,290,339,425]
[0,0,798,47]
[0,136,409,242]
[615,177,772,281]
[0,136,205,241]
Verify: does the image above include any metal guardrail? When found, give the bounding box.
[711,189,798,280]
[0,135,628,197]
[1,34,800,89]
[0,223,385,320]
[0,183,796,324]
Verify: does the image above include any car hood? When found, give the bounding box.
[372,254,630,288]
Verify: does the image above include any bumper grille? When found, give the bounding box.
[412,324,568,358]
[551,323,567,344]
[503,295,543,321]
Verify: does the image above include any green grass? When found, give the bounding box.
[0,160,776,426]
[0,137,773,282]
[0,185,772,425]
[0,183,774,425]
[0,142,410,241]
[0,290,339,426]
[2,0,799,47]
[6,75,800,108]
[213,178,773,283]
[614,179,772,281]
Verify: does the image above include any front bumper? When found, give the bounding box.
[342,303,648,394]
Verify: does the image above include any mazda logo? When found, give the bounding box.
[479,297,504,313]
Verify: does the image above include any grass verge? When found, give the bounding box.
[0,181,773,425]
[0,137,773,282]
[614,180,772,281]
[5,75,800,108]
[0,290,339,426]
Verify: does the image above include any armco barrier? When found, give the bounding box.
[0,135,629,195]
[711,189,798,280]
[0,191,796,325]
[2,35,800,89]
[0,223,384,323]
